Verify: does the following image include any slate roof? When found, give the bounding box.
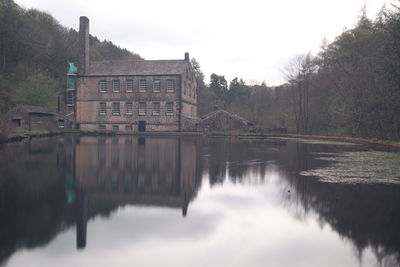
[87,59,188,76]
[13,104,56,114]
[201,109,252,125]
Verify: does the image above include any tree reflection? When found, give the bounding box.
[201,138,288,185]
[201,138,400,266]
[0,137,399,266]
[282,143,400,266]
[0,138,76,264]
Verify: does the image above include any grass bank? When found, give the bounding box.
[0,128,62,143]
[205,131,400,151]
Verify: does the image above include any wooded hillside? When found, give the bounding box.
[195,5,400,140]
[0,0,142,113]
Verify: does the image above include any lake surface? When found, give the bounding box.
[0,136,399,267]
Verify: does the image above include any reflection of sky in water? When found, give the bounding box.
[5,174,387,267]
[1,137,399,267]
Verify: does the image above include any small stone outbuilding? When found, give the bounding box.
[6,105,68,132]
[199,109,253,131]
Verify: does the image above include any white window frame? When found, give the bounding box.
[113,79,120,92]
[112,102,120,115]
[166,102,174,115]
[152,102,160,116]
[167,79,175,92]
[99,80,107,93]
[153,79,161,92]
[139,79,147,92]
[99,102,107,115]
[125,102,133,115]
[58,119,65,128]
[126,79,133,93]
[139,102,146,115]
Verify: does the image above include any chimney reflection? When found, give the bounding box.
[72,136,199,249]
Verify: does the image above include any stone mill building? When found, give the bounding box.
[68,16,198,133]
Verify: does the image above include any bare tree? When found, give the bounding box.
[284,53,316,134]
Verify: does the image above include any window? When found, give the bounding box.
[139,79,147,92]
[112,102,120,115]
[112,125,119,132]
[99,102,107,115]
[139,102,146,115]
[99,80,107,92]
[184,81,187,95]
[153,79,161,92]
[166,102,174,115]
[126,102,133,115]
[126,125,132,132]
[113,79,120,92]
[126,79,133,92]
[58,119,65,128]
[67,90,75,105]
[189,84,192,97]
[12,118,21,126]
[152,102,160,115]
[99,125,106,132]
[167,79,175,92]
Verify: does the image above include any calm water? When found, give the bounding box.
[0,136,399,267]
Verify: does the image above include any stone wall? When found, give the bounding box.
[29,113,57,131]
[79,122,179,133]
[180,61,197,117]
[181,115,199,132]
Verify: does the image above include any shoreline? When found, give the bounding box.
[206,132,400,152]
[2,130,400,151]
[0,130,203,144]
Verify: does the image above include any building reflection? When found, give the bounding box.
[72,136,201,249]
[0,136,399,267]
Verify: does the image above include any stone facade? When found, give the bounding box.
[73,17,198,133]
[199,109,253,131]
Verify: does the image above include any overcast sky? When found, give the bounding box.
[15,0,393,85]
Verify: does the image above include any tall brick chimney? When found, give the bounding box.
[78,16,90,75]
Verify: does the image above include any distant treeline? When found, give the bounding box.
[195,4,400,140]
[0,0,142,113]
